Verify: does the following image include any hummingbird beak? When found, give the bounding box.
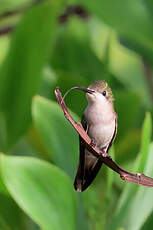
[75,87,94,94]
[62,86,94,103]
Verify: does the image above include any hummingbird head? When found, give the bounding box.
[86,80,114,104]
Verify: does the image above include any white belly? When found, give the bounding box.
[84,101,116,150]
[88,120,115,149]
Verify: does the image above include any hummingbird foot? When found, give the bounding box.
[101,151,112,160]
[90,138,96,147]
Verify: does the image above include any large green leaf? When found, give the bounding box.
[0,1,61,147]
[109,113,152,229]
[0,155,76,230]
[121,144,153,230]
[32,96,90,230]
[109,145,153,230]
[32,96,78,179]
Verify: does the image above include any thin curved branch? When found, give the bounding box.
[55,87,153,187]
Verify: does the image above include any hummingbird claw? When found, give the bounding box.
[108,155,112,160]
[101,152,112,160]
[90,139,96,147]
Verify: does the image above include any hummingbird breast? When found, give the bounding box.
[84,102,116,150]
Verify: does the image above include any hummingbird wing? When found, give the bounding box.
[74,115,103,192]
[106,114,118,152]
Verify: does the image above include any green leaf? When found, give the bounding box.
[141,211,153,230]
[0,113,7,151]
[145,0,153,19]
[32,96,89,230]
[51,18,119,84]
[108,34,151,106]
[0,155,76,230]
[136,112,152,172]
[73,0,153,67]
[106,146,115,199]
[0,0,31,14]
[115,91,141,141]
[115,129,140,164]
[0,1,61,146]
[0,173,9,195]
[0,193,24,230]
[109,145,153,230]
[121,144,153,230]
[32,96,78,179]
[109,113,152,229]
[0,37,9,66]
[79,0,153,52]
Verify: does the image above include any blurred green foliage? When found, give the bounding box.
[0,0,153,230]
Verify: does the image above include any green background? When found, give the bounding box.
[0,0,153,229]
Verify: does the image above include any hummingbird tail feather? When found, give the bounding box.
[74,180,83,192]
[74,156,103,192]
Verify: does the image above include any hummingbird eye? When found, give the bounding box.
[102,90,107,96]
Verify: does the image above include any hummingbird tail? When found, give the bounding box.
[74,180,83,192]
[74,156,103,192]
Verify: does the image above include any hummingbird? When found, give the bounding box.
[74,80,117,192]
